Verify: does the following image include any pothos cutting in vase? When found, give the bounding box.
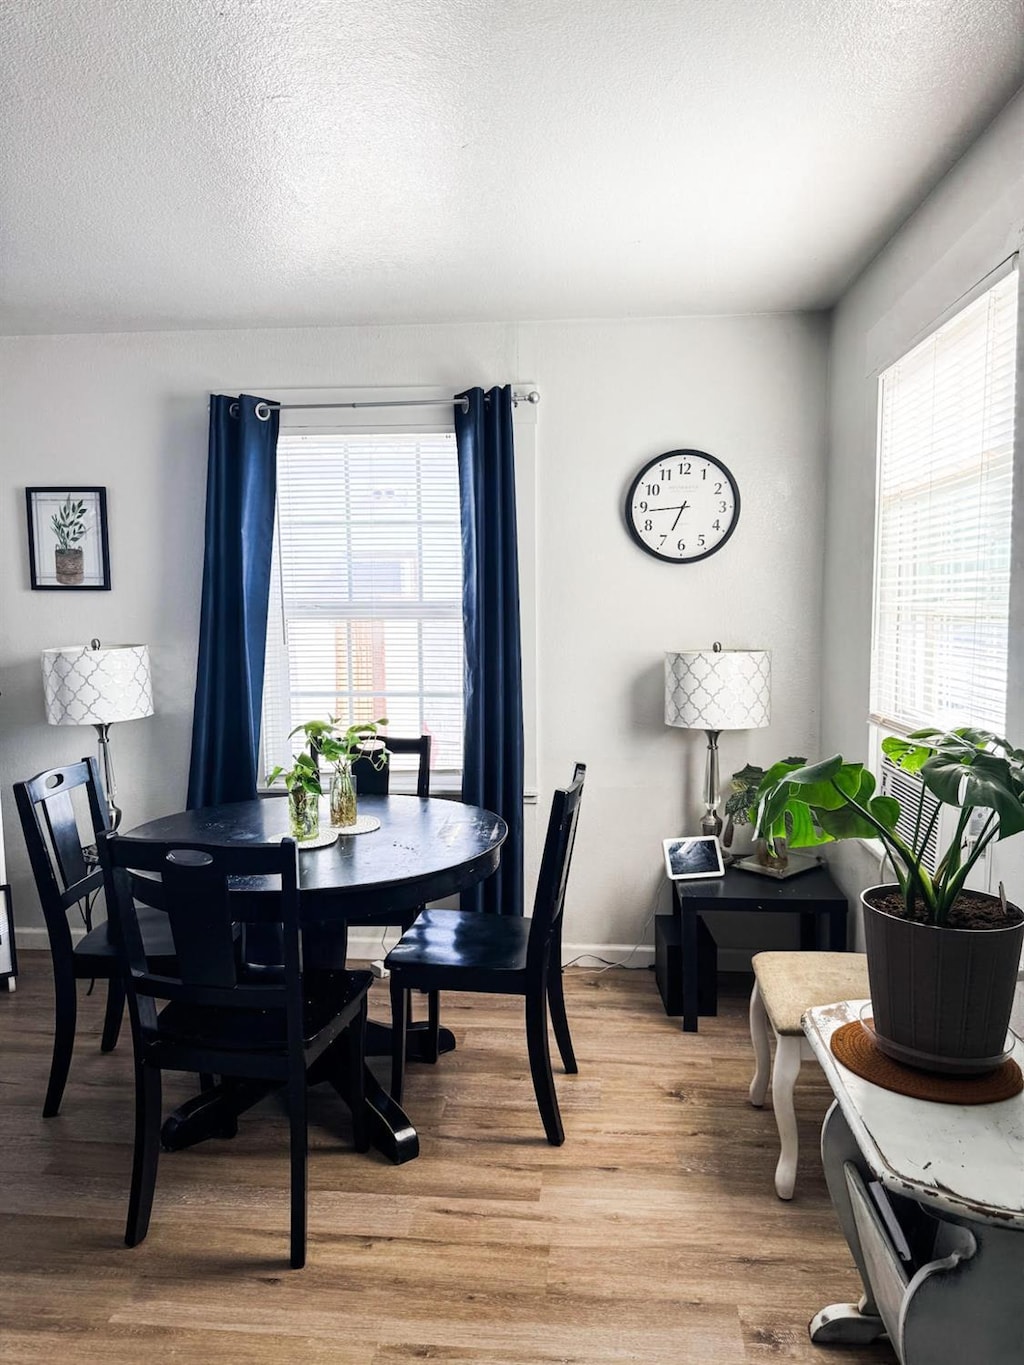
[319,717,388,828]
[266,716,388,839]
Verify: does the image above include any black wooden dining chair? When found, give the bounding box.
[351,734,431,799]
[98,831,373,1270]
[243,737,432,973]
[348,735,441,1038]
[384,763,586,1145]
[14,758,176,1117]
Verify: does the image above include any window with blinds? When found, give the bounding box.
[870,266,1018,736]
[261,429,464,790]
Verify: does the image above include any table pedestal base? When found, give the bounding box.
[160,1079,257,1149]
[366,1018,456,1063]
[159,1019,453,1162]
[159,1065,422,1165]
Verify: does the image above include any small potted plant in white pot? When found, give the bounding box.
[723,759,805,867]
[722,764,765,859]
[752,727,1024,1074]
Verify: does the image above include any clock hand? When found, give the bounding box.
[643,503,691,531]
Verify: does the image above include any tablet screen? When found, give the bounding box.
[663,835,725,880]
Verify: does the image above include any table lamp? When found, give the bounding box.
[664,643,771,836]
[42,639,154,830]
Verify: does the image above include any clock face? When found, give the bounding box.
[624,449,740,563]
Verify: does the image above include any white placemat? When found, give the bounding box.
[333,815,381,836]
[295,828,340,850]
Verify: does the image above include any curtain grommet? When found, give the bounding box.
[254,402,272,421]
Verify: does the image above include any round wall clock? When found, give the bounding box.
[624,449,740,563]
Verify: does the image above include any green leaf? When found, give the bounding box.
[882,736,931,773]
[784,800,832,848]
[758,758,808,788]
[867,794,900,830]
[777,760,868,810]
[777,756,844,786]
[816,802,884,840]
[918,750,1024,839]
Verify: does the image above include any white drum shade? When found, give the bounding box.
[665,648,771,731]
[42,643,154,726]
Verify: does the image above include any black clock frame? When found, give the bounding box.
[623,449,741,564]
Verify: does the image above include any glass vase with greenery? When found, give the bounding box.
[266,751,323,842]
[319,717,388,828]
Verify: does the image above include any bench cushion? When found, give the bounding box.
[752,951,869,1035]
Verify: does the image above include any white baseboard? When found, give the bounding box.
[13,928,761,973]
[15,927,63,949]
[16,925,661,969]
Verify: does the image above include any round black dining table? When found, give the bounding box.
[120,793,507,1163]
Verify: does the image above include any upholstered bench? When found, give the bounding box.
[749,950,870,1199]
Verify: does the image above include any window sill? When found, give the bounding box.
[257,784,538,804]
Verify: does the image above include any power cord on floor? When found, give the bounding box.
[563,903,660,974]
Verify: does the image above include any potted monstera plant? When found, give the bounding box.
[752,728,1024,1074]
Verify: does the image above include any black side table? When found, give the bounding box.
[661,863,849,1032]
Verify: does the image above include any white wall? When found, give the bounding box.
[0,313,828,957]
[822,88,1024,979]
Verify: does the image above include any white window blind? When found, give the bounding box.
[261,430,464,788]
[870,266,1018,735]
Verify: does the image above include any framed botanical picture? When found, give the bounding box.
[26,486,111,590]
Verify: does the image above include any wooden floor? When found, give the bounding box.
[0,952,892,1364]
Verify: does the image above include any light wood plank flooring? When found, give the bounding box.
[0,952,890,1364]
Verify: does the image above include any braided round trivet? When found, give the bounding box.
[830,1019,1023,1103]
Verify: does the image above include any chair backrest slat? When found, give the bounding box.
[99,834,303,1040]
[352,735,431,799]
[527,764,586,969]
[41,788,90,888]
[161,852,242,989]
[14,758,110,944]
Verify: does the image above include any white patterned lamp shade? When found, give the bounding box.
[42,642,154,726]
[665,647,771,731]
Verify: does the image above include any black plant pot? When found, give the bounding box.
[862,885,1024,1075]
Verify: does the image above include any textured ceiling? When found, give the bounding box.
[1,0,1022,333]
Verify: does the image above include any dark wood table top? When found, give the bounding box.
[673,862,847,909]
[121,794,507,922]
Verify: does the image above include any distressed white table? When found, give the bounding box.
[803,1000,1024,1365]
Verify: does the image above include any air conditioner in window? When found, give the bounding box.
[876,754,991,892]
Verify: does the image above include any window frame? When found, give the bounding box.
[858,257,1020,888]
[867,259,1019,742]
[257,385,538,801]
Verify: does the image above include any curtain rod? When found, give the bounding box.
[239,390,541,421]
